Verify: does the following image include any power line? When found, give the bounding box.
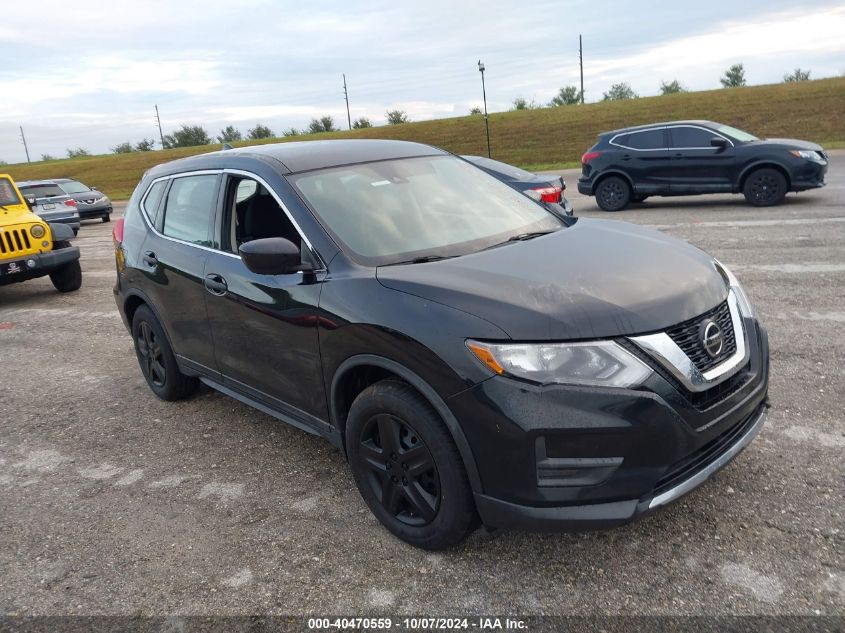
[343,74,352,130]
[154,104,165,149]
[19,126,30,163]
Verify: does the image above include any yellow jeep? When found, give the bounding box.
[0,174,81,292]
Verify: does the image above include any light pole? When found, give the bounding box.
[478,60,491,158]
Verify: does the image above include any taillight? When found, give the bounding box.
[112,218,125,245]
[581,151,602,164]
[531,186,562,204]
[64,199,77,207]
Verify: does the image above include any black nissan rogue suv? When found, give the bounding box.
[113,140,770,549]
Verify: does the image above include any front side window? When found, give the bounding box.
[161,175,218,246]
[0,178,21,206]
[290,155,562,266]
[222,176,301,255]
[58,180,91,194]
[669,126,721,148]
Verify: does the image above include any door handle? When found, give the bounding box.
[622,154,631,161]
[142,251,158,266]
[673,153,684,159]
[204,273,228,296]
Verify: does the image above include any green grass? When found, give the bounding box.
[5,77,844,199]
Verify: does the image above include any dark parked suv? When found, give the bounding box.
[578,120,828,211]
[113,140,769,549]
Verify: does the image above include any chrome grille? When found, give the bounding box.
[0,228,31,255]
[665,301,736,373]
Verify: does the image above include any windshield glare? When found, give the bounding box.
[291,155,562,265]
[59,180,91,194]
[717,124,759,142]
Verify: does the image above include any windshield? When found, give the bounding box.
[19,184,65,199]
[0,178,22,206]
[290,155,562,266]
[58,180,91,194]
[717,124,759,142]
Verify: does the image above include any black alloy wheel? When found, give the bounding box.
[137,320,166,388]
[743,168,787,207]
[131,305,198,400]
[357,413,440,526]
[596,176,631,211]
[346,380,478,549]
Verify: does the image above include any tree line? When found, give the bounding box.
[506,63,815,111]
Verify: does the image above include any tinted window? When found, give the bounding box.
[621,129,666,150]
[143,180,168,225]
[0,178,21,206]
[58,180,91,194]
[161,175,218,245]
[19,184,64,198]
[670,126,719,148]
[291,155,561,266]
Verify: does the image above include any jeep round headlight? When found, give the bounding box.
[30,224,46,238]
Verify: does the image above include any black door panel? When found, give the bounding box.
[612,128,671,194]
[666,126,735,192]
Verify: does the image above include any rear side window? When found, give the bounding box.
[670,126,720,148]
[19,184,64,198]
[142,180,168,225]
[161,175,218,246]
[0,178,21,206]
[618,129,666,150]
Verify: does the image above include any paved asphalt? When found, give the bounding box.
[0,153,843,618]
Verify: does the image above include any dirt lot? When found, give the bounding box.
[1,154,843,618]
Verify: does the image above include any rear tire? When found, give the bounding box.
[743,168,787,207]
[595,176,631,211]
[346,380,478,549]
[131,305,198,401]
[49,260,82,292]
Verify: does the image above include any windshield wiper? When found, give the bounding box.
[382,254,457,266]
[481,229,558,251]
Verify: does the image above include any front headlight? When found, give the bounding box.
[30,224,46,238]
[790,149,822,161]
[714,259,755,318]
[94,196,108,203]
[466,339,652,388]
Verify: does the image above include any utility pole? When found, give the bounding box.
[343,74,352,130]
[478,60,491,158]
[19,126,30,163]
[579,35,585,104]
[154,104,165,149]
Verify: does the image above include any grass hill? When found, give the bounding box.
[6,77,844,199]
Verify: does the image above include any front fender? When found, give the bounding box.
[49,222,76,241]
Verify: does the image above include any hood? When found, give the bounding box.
[749,138,823,151]
[376,219,728,340]
[68,190,104,201]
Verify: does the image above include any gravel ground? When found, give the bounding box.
[0,153,843,618]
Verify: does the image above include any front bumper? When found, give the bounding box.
[447,317,769,531]
[0,246,80,285]
[77,201,112,219]
[788,159,827,192]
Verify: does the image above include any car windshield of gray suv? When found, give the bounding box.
[291,155,563,265]
[59,180,92,194]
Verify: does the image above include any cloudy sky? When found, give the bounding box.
[1,0,843,163]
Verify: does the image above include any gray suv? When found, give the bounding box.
[54,178,112,222]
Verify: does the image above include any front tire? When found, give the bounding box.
[743,168,787,207]
[346,380,478,549]
[131,305,198,401]
[49,260,82,292]
[595,176,631,211]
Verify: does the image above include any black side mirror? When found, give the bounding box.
[239,237,307,275]
[710,137,728,150]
